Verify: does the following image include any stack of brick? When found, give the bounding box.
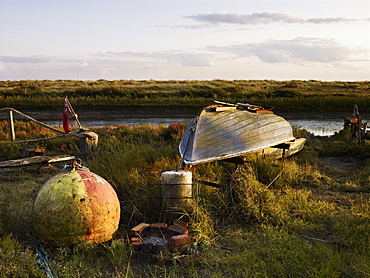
[129,219,201,265]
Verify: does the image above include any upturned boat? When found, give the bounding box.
[179,101,305,165]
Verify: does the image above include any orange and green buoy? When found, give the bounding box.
[32,166,120,245]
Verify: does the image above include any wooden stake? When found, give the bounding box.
[65,97,82,129]
[7,110,15,141]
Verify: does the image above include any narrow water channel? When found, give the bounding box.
[2,107,366,137]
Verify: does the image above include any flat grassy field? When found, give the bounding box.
[0,119,369,277]
[1,79,370,112]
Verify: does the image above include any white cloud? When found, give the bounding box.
[0,37,369,81]
[207,37,370,64]
[71,61,89,68]
[185,12,303,25]
[185,12,370,26]
[100,51,216,67]
[0,56,55,64]
[306,17,362,24]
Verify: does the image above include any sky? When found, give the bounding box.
[1,0,369,81]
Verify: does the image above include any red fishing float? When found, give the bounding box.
[350,118,358,125]
[33,165,120,245]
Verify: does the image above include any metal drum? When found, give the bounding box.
[161,170,192,208]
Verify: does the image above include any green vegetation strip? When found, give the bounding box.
[1,79,370,112]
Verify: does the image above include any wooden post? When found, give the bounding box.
[77,130,99,155]
[7,110,15,141]
[357,117,361,145]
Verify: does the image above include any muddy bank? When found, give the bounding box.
[0,106,199,123]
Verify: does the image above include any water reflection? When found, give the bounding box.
[287,118,345,136]
[43,116,347,136]
[1,108,367,137]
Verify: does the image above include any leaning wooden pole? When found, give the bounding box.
[65,97,82,129]
[7,109,15,141]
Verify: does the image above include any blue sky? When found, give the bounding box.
[1,0,369,81]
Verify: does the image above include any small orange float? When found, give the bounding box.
[350,118,358,125]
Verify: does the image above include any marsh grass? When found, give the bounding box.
[212,226,344,277]
[0,123,369,277]
[1,80,370,112]
[0,234,45,278]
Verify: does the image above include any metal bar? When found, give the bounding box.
[194,179,223,188]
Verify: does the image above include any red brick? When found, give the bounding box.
[168,224,188,235]
[130,237,142,242]
[150,223,168,234]
[173,219,189,229]
[129,223,150,237]
[168,235,191,247]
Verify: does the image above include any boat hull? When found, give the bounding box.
[253,138,306,159]
[179,105,296,165]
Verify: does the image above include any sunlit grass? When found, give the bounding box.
[0,123,369,277]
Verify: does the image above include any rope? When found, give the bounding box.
[61,164,90,172]
[32,233,57,278]
[61,159,89,172]
[0,107,64,134]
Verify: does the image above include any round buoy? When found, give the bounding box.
[32,169,120,245]
[350,118,358,125]
[162,170,192,208]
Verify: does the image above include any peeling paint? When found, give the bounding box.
[33,170,120,245]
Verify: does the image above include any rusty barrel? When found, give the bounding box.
[161,170,192,208]
[32,169,120,245]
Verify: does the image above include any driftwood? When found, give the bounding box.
[10,130,98,155]
[0,155,76,168]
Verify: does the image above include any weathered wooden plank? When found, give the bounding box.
[211,106,237,112]
[0,155,76,168]
[47,155,76,163]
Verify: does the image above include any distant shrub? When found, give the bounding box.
[270,89,303,98]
